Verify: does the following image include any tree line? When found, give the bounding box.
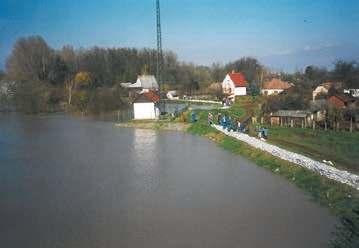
[2,35,357,116]
[1,35,268,114]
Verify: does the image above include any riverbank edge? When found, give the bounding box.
[116,119,359,247]
[187,122,359,248]
[115,120,190,131]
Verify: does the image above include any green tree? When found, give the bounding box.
[13,81,50,114]
[332,60,359,88]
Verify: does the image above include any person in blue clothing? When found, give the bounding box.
[226,116,232,131]
[191,112,197,123]
[221,114,227,129]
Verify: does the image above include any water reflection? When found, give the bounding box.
[131,129,161,193]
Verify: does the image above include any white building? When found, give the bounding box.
[166,90,179,100]
[261,78,292,95]
[312,82,343,101]
[344,88,359,98]
[133,91,160,120]
[222,71,247,99]
[121,75,159,92]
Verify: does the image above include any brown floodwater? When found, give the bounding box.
[0,114,336,247]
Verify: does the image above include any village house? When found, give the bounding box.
[328,94,356,109]
[121,75,159,98]
[222,71,247,100]
[309,99,327,122]
[344,88,359,98]
[312,81,343,101]
[133,91,160,120]
[261,78,292,95]
[269,110,313,128]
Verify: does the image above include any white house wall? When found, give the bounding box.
[234,87,246,96]
[313,86,329,100]
[261,89,284,95]
[222,75,235,95]
[134,102,156,119]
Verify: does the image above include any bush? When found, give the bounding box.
[13,81,50,114]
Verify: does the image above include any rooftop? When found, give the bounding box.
[228,72,247,87]
[271,110,311,118]
[262,78,292,90]
[134,91,160,103]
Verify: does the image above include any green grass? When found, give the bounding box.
[185,98,359,248]
[268,127,359,173]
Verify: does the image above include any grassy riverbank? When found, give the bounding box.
[186,107,359,248]
[267,127,359,174]
[116,119,190,131]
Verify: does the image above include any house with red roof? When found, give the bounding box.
[312,81,343,101]
[328,94,356,109]
[261,78,292,95]
[133,91,160,120]
[222,71,247,98]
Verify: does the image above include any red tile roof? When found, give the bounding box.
[262,78,292,90]
[228,72,247,87]
[134,90,160,103]
[328,94,355,108]
[143,91,160,102]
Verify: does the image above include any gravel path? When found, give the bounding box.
[213,124,359,190]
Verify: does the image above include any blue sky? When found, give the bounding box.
[1,0,359,71]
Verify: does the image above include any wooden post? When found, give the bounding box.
[290,119,294,128]
[313,120,316,130]
[350,117,353,133]
[301,119,304,128]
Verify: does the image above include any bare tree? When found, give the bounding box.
[6,36,53,82]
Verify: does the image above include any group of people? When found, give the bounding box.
[208,112,245,133]
[221,97,233,107]
[207,112,269,140]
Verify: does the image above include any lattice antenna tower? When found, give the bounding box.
[156,0,163,87]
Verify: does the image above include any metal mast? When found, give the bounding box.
[156,0,163,88]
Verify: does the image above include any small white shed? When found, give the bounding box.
[133,91,160,120]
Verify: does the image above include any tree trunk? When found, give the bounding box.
[313,121,316,130]
[350,117,353,133]
[324,121,327,131]
[68,87,72,105]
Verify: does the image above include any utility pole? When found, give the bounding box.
[156,0,163,89]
